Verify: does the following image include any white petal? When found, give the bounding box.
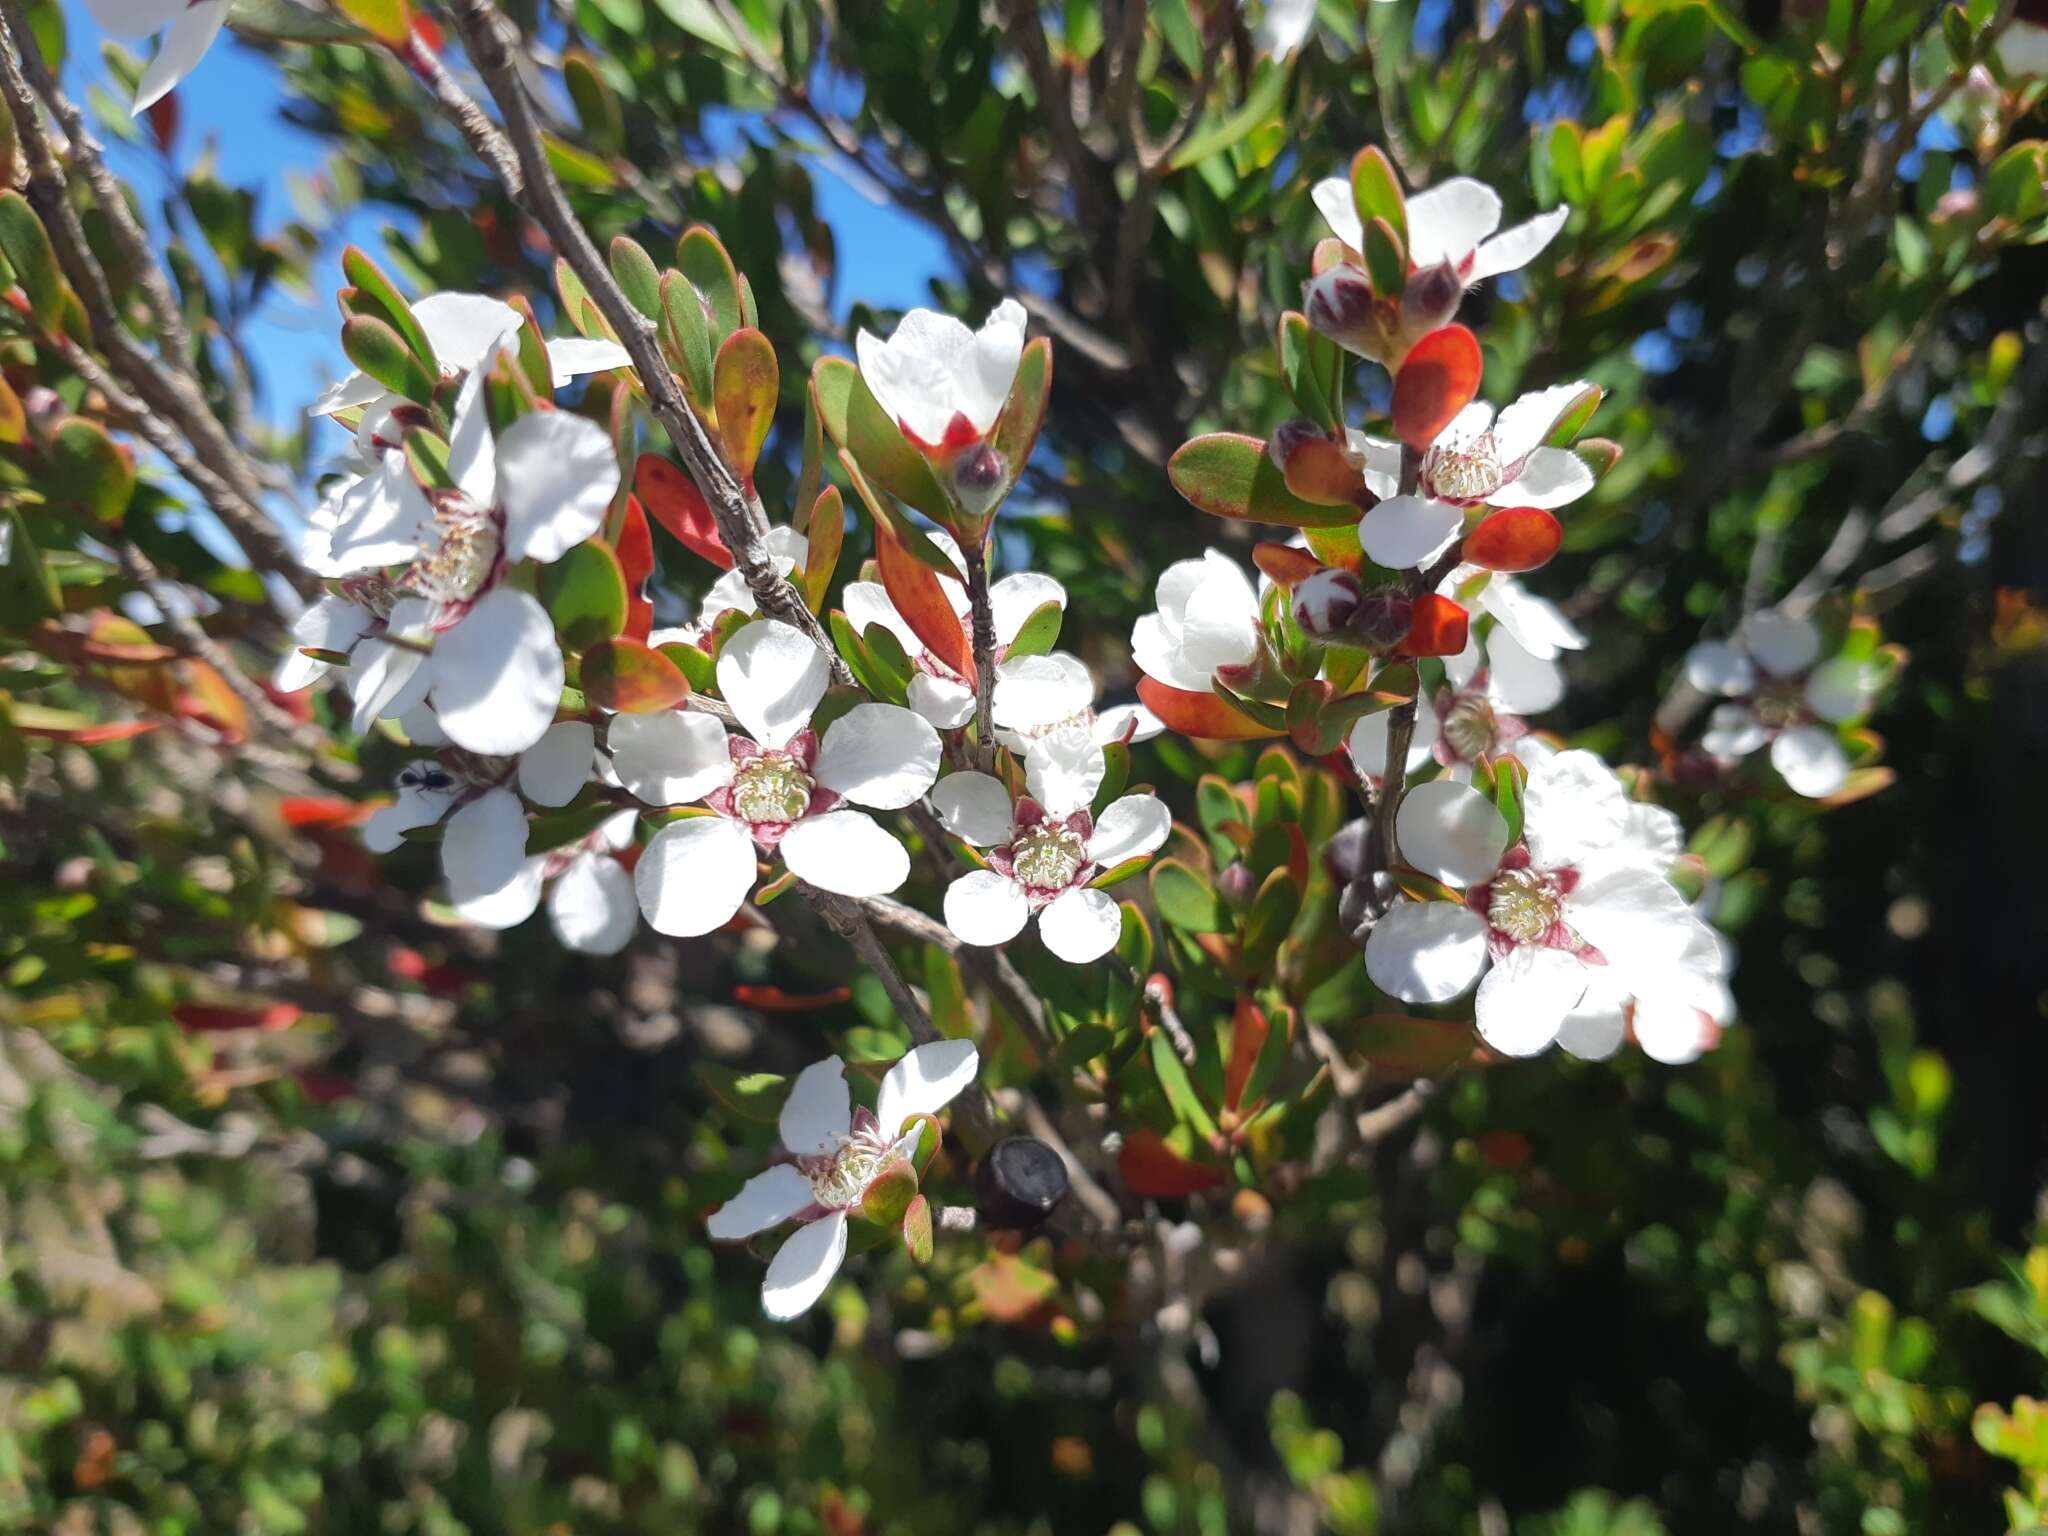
[1348,693,1437,778]
[1360,495,1464,569]
[1349,431,1405,498]
[1131,611,1216,693]
[1566,866,1700,976]
[1501,447,1594,510]
[1023,735,1104,815]
[857,301,1024,446]
[83,0,184,37]
[1038,886,1125,964]
[432,590,564,756]
[517,719,593,807]
[399,702,448,746]
[944,869,1032,947]
[992,653,1093,732]
[1771,725,1849,798]
[1492,381,1591,463]
[761,1211,848,1320]
[843,581,922,655]
[1395,779,1510,887]
[1087,794,1171,866]
[988,572,1067,644]
[2000,18,2048,73]
[700,567,761,623]
[706,1164,813,1241]
[1095,702,1163,745]
[1179,559,1263,676]
[1521,750,1628,870]
[276,596,368,692]
[347,632,428,735]
[779,811,911,897]
[608,710,732,805]
[362,782,456,853]
[906,672,976,729]
[1740,609,1822,677]
[1684,639,1756,697]
[1364,901,1490,1003]
[1467,206,1571,284]
[1474,946,1585,1057]
[1442,625,1482,690]
[1310,175,1365,250]
[321,455,436,575]
[310,371,384,417]
[813,703,942,809]
[1405,177,1504,267]
[441,786,529,898]
[132,0,227,113]
[548,853,637,955]
[876,1039,981,1131]
[1702,703,1770,758]
[449,855,547,930]
[1556,972,1630,1061]
[929,772,1016,846]
[1483,627,1564,714]
[496,412,619,564]
[717,619,830,749]
[1617,802,1685,871]
[1435,401,1498,454]
[959,298,1028,436]
[634,815,757,936]
[413,293,522,373]
[1632,993,1713,1064]
[779,1055,851,1154]
[445,353,499,510]
[546,336,633,387]
[1804,657,1874,723]
[1478,575,1586,657]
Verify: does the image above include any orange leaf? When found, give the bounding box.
[1135,676,1285,741]
[1463,506,1561,574]
[1394,594,1469,658]
[1117,1129,1224,1198]
[1391,324,1483,450]
[616,494,655,641]
[1251,541,1325,589]
[1223,997,1268,1112]
[635,453,732,569]
[875,518,971,677]
[280,796,374,829]
[172,1001,303,1033]
[581,638,690,713]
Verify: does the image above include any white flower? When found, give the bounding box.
[842,529,1070,730]
[932,759,1170,963]
[286,356,618,756]
[1684,609,1875,798]
[612,619,942,936]
[1252,0,1318,56]
[856,299,1028,452]
[311,292,629,417]
[1132,551,1262,693]
[706,1040,980,1320]
[85,0,229,115]
[1364,750,1724,1060]
[359,722,640,954]
[1312,173,1569,289]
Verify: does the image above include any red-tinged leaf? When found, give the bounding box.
[1310,236,1355,275]
[901,1193,934,1265]
[172,1001,303,1034]
[1169,433,1363,529]
[616,495,655,641]
[1223,997,1269,1113]
[146,95,179,154]
[1135,676,1286,741]
[713,327,777,483]
[1304,522,1365,574]
[1819,766,1897,806]
[984,335,1053,521]
[1463,506,1562,573]
[175,662,250,743]
[280,796,374,829]
[804,485,844,612]
[11,715,160,745]
[1394,594,1470,658]
[635,453,731,569]
[732,984,854,1011]
[875,517,971,677]
[969,1252,1059,1323]
[1276,431,1368,506]
[1251,542,1325,589]
[293,1070,357,1103]
[1117,1129,1224,1198]
[581,638,690,712]
[1391,324,1483,450]
[1355,1013,1474,1077]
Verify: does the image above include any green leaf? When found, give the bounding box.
[556,257,594,338]
[901,1194,933,1264]
[331,0,409,46]
[712,327,777,481]
[48,418,134,523]
[0,191,65,330]
[564,51,624,156]
[676,225,743,340]
[543,133,617,189]
[542,539,629,651]
[608,235,661,320]
[0,508,61,620]
[1004,600,1063,659]
[1278,312,1341,430]
[860,1158,919,1228]
[527,798,625,854]
[341,245,433,371]
[812,356,955,526]
[1090,740,1131,817]
[803,485,843,612]
[341,314,434,404]
[1350,145,1408,254]
[983,335,1054,525]
[1055,1023,1115,1069]
[1169,59,1289,171]
[659,269,716,411]
[580,638,690,712]
[693,1063,784,1122]
[1150,1032,1218,1141]
[1151,858,1223,934]
[1169,433,1361,529]
[1541,384,1604,447]
[226,0,370,40]
[1362,215,1406,297]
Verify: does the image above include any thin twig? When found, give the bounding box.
[960,543,1000,772]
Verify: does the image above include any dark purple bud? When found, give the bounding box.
[1352,588,1416,653]
[1303,265,1380,356]
[1400,260,1465,341]
[950,442,1008,518]
[973,1136,1070,1231]
[1292,568,1364,637]
[1217,860,1257,908]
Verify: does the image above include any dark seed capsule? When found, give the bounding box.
[973,1135,1070,1231]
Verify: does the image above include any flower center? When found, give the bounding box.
[731,754,814,824]
[1487,865,1563,944]
[1440,693,1499,761]
[1425,435,1504,503]
[1010,823,1087,893]
[808,1141,884,1209]
[1749,681,1807,729]
[341,571,400,620]
[407,495,502,606]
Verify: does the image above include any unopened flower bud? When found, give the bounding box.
[1292,568,1364,637]
[1351,587,1416,654]
[950,441,1008,519]
[1303,265,1383,358]
[1324,818,1369,885]
[973,1136,1069,1231]
[1399,260,1465,347]
[1217,860,1257,908]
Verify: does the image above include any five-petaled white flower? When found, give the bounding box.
[612,619,941,935]
[1685,609,1876,798]
[931,752,1170,963]
[1351,384,1595,569]
[1312,174,1570,292]
[284,352,618,756]
[360,720,640,954]
[1132,551,1263,694]
[1366,750,1724,1059]
[707,1040,980,1320]
[856,299,1028,455]
[85,0,228,115]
